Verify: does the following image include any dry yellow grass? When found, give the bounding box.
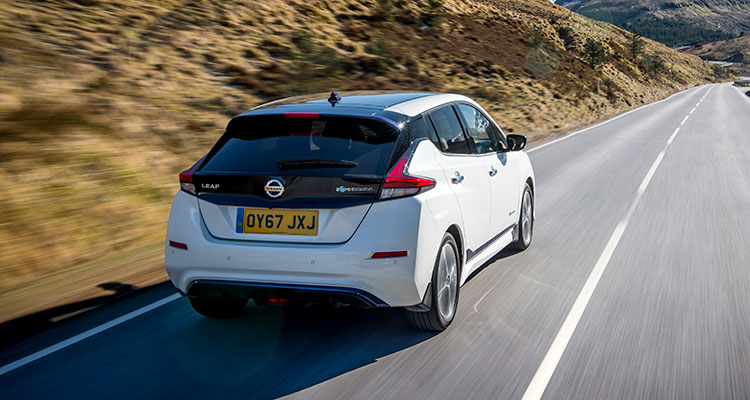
[0,0,721,320]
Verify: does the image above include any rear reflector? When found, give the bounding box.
[268,297,289,304]
[372,251,408,259]
[169,240,188,250]
[284,112,320,119]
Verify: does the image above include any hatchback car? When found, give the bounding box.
[165,91,535,331]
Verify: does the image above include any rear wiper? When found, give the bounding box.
[277,159,358,170]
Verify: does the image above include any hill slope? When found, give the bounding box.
[559,0,750,46]
[0,0,717,293]
[682,34,750,74]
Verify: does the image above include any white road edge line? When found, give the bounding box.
[520,84,709,399]
[731,84,750,106]
[527,85,707,154]
[0,293,181,376]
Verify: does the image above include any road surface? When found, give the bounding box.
[2,83,750,400]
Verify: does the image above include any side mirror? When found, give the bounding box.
[507,134,527,151]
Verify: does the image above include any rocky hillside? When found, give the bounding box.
[559,0,750,46]
[0,0,717,289]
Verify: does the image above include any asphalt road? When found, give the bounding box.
[2,83,750,399]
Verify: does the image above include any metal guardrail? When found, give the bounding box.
[734,80,750,87]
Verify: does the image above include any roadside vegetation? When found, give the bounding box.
[0,0,720,321]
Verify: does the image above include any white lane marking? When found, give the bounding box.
[521,220,627,400]
[473,290,493,313]
[527,85,708,153]
[689,107,695,115]
[680,115,689,125]
[521,90,702,399]
[637,151,665,195]
[0,293,181,376]
[667,127,680,144]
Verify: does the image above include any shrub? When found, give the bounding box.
[375,0,395,21]
[639,53,666,77]
[421,0,444,33]
[601,77,617,100]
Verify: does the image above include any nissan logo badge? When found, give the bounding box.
[264,179,285,198]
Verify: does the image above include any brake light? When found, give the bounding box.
[179,161,200,195]
[284,112,320,119]
[379,154,435,200]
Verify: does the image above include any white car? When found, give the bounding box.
[165,91,535,331]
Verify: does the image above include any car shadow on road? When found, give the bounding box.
[160,249,524,398]
[0,281,155,348]
[465,247,524,283]
[161,304,436,399]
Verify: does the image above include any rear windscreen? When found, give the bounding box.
[200,116,400,177]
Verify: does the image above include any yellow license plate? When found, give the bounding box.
[236,208,318,236]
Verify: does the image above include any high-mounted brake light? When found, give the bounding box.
[379,154,436,200]
[179,161,200,195]
[284,112,320,119]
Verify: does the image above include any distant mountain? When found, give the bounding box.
[681,34,750,74]
[558,0,750,46]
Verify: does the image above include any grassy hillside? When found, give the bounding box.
[682,34,750,75]
[0,0,717,298]
[559,0,750,46]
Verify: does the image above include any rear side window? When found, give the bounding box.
[407,117,439,145]
[456,104,504,154]
[427,106,473,154]
[201,116,399,177]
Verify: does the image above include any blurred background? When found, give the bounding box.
[0,0,731,328]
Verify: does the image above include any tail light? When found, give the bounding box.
[379,154,436,200]
[179,161,200,195]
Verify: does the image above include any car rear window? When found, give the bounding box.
[200,115,400,177]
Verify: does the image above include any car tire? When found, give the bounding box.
[407,233,460,331]
[510,183,534,251]
[189,296,248,318]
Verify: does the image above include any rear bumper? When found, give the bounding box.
[164,190,440,307]
[186,279,388,308]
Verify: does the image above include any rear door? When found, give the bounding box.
[426,105,491,259]
[193,114,400,243]
[455,103,518,237]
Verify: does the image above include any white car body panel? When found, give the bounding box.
[432,151,490,261]
[198,200,371,243]
[165,92,535,311]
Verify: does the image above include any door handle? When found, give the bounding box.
[489,167,497,177]
[451,172,464,184]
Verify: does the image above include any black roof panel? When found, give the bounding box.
[249,91,433,112]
